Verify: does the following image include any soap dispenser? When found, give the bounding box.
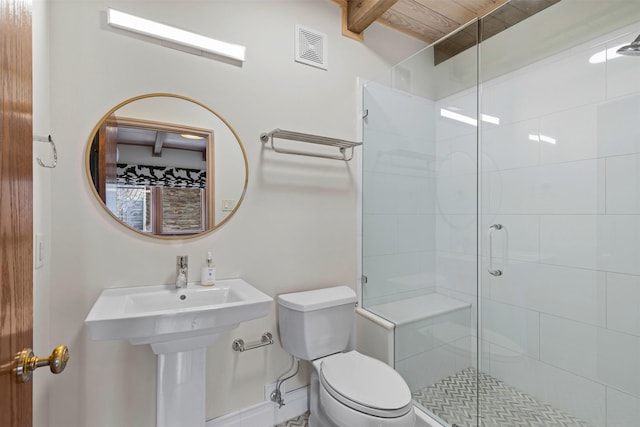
[200,252,216,286]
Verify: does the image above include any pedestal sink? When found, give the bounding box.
[85,278,272,427]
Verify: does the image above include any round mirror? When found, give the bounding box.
[85,93,248,239]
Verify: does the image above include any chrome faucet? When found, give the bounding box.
[176,256,188,288]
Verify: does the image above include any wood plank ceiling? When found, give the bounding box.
[338,0,561,64]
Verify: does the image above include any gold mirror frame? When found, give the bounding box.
[85,93,248,240]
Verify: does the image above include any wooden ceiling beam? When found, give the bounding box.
[347,0,399,34]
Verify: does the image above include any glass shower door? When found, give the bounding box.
[362,2,640,425]
[478,1,640,425]
[361,21,481,427]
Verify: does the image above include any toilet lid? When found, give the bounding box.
[320,351,413,418]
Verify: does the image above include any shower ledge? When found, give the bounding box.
[367,293,470,326]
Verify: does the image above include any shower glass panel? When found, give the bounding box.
[361,21,480,427]
[362,1,640,426]
[478,1,640,426]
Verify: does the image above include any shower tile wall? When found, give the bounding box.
[471,25,640,426]
[362,82,437,307]
[434,84,479,304]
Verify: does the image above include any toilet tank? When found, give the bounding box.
[278,286,357,361]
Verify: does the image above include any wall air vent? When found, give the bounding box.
[295,25,328,70]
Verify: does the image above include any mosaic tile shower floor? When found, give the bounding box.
[413,367,591,427]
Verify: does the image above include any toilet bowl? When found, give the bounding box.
[277,286,415,427]
[314,351,415,427]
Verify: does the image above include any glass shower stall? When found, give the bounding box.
[361,1,640,425]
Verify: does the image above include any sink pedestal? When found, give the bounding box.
[157,348,206,427]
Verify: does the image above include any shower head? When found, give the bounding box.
[617,34,640,56]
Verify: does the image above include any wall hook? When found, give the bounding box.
[35,135,58,168]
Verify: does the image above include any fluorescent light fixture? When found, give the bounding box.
[528,134,557,144]
[440,109,500,127]
[107,8,246,62]
[589,45,625,64]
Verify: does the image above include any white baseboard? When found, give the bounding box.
[206,385,441,427]
[206,386,308,427]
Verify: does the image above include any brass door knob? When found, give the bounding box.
[16,345,69,383]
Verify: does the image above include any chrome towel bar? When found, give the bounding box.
[232,332,274,352]
[260,128,362,161]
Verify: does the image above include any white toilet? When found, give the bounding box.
[278,286,415,427]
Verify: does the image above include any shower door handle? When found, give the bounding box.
[488,224,506,277]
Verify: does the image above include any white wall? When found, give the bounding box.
[33,132,53,427]
[33,1,52,426]
[45,1,424,426]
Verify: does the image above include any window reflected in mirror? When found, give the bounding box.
[110,185,206,235]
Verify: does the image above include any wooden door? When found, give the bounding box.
[0,0,33,425]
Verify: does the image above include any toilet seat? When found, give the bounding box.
[319,351,413,418]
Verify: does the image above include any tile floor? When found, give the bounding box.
[413,368,592,427]
[275,411,309,427]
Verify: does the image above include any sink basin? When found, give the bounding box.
[85,278,272,353]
